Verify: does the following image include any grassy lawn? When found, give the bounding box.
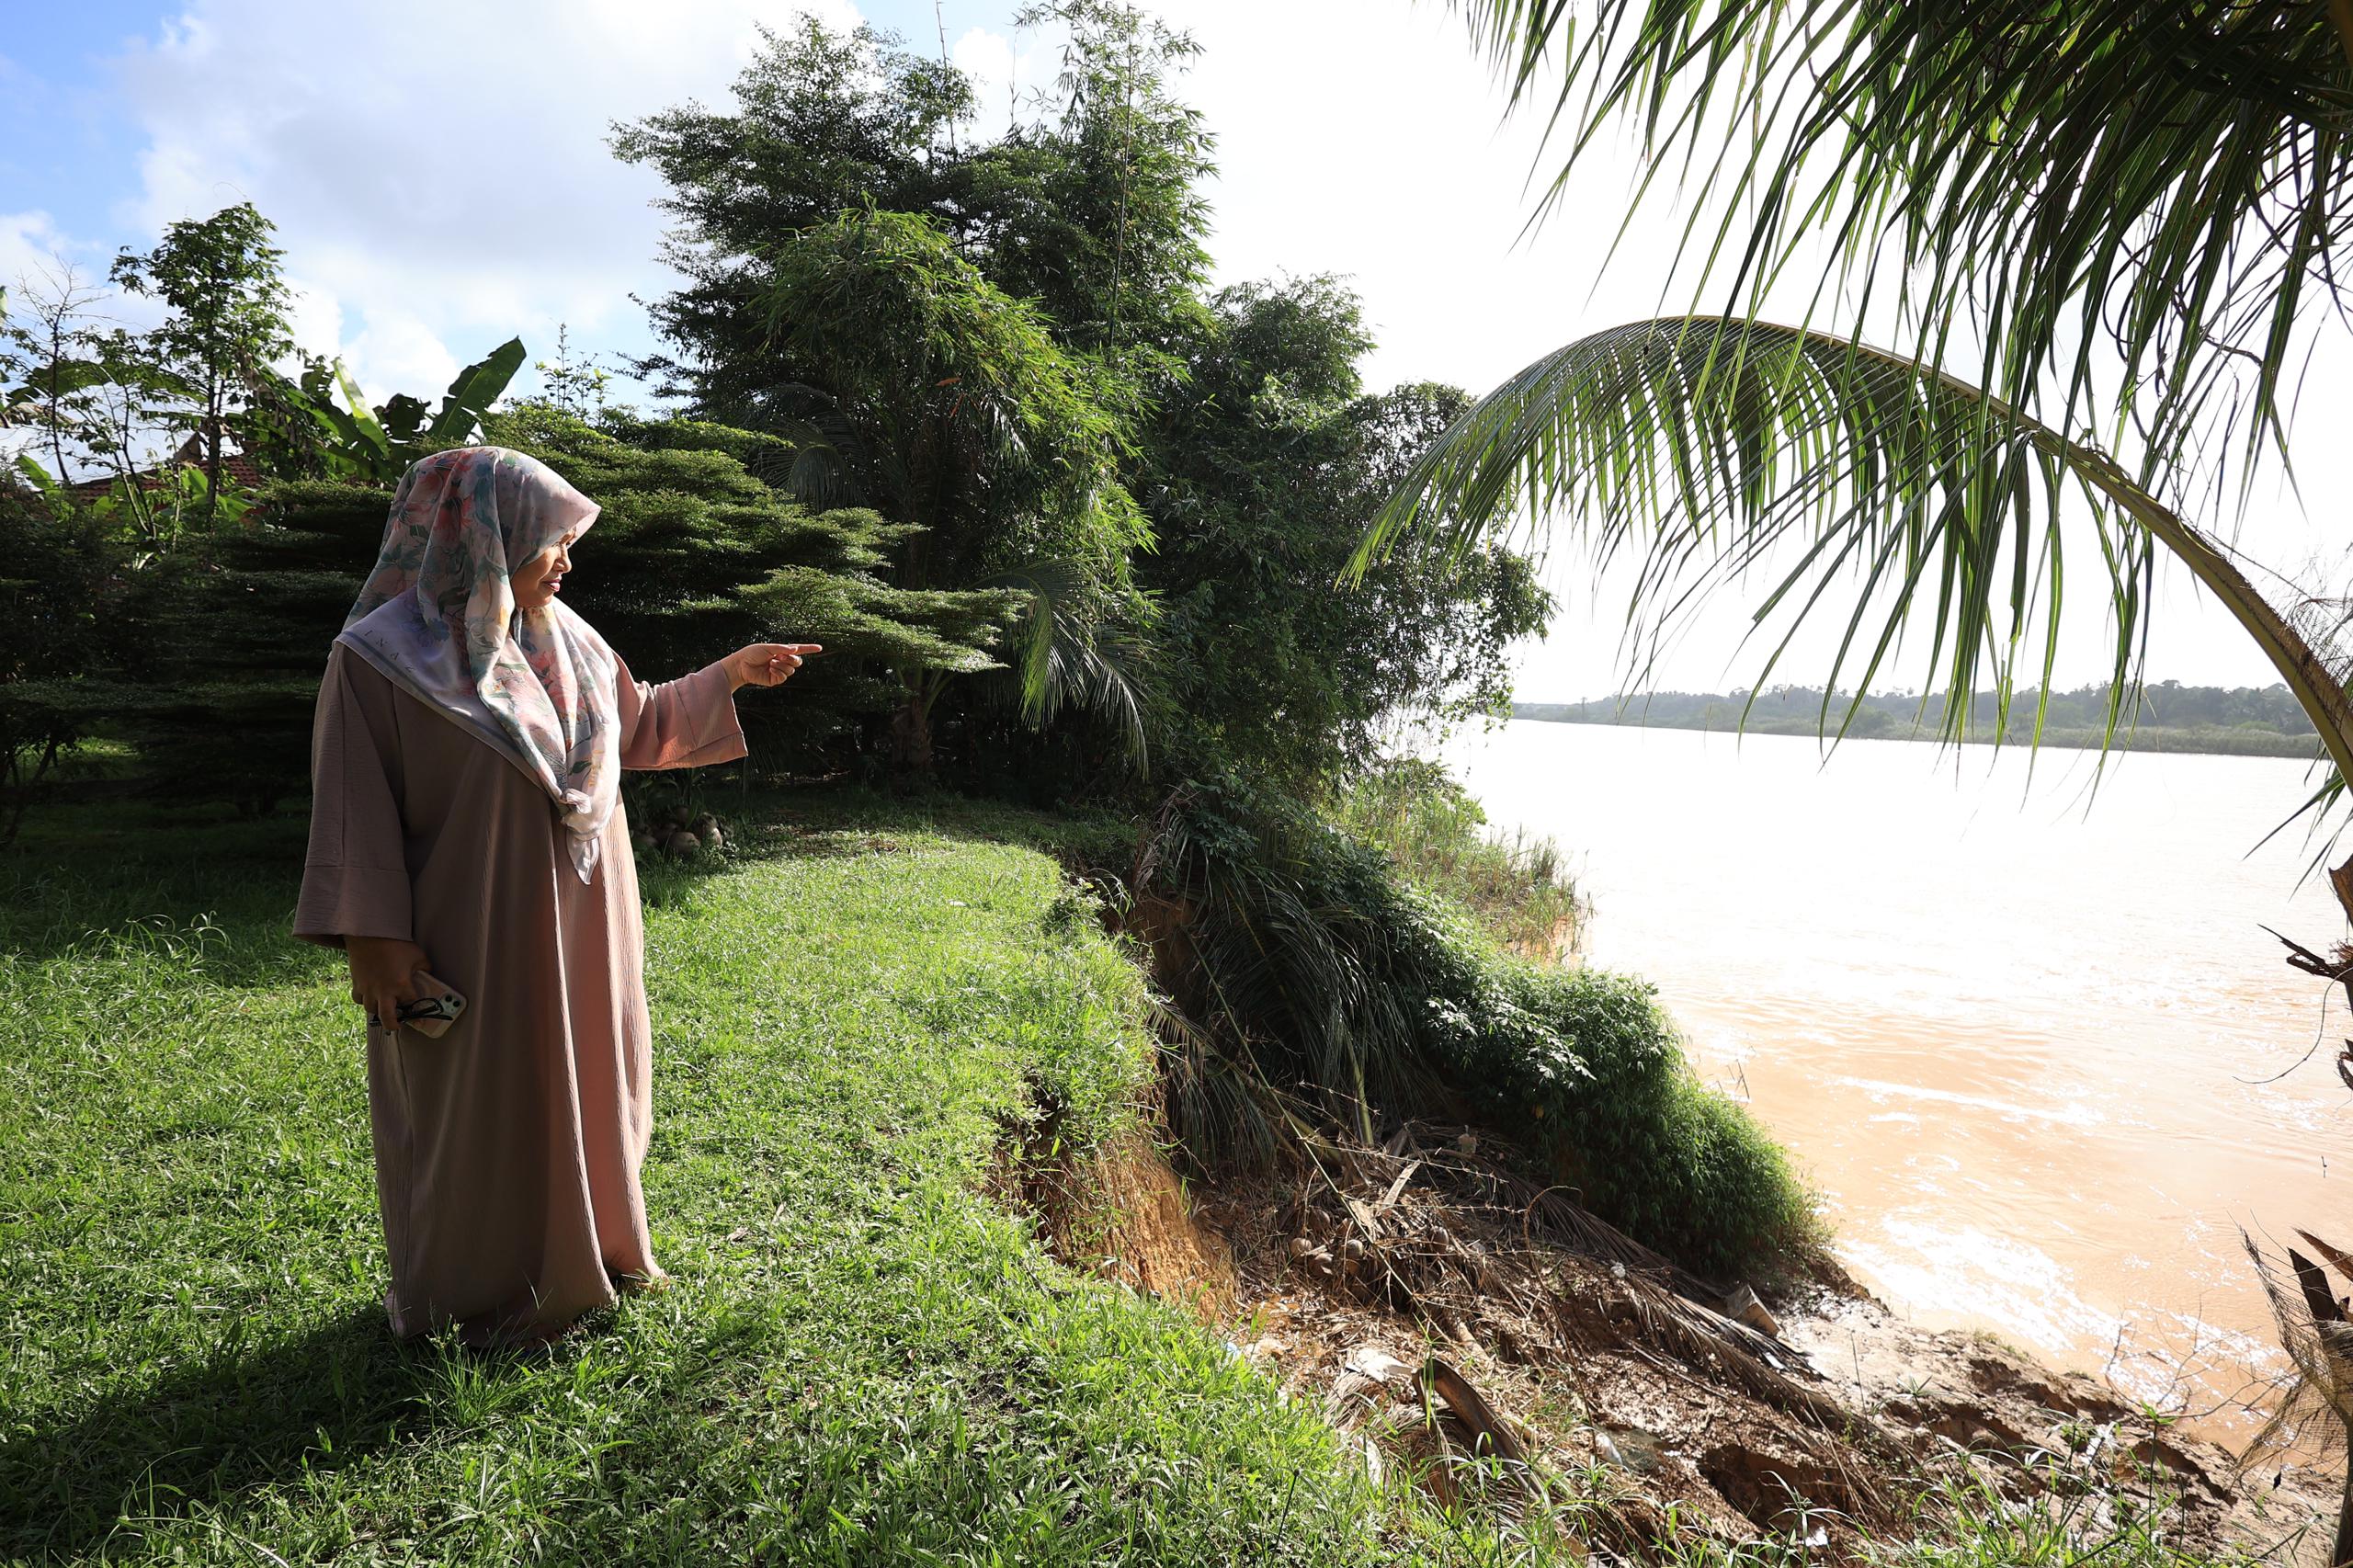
[0,790,1510,1566]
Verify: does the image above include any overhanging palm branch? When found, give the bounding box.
[1456,0,2353,500]
[1350,317,2353,790]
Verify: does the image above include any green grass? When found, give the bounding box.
[0,788,2265,1566]
[0,790,1574,1566]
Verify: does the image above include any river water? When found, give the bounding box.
[1449,719,2353,1437]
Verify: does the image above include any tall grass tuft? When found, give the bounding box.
[1333,757,1586,959]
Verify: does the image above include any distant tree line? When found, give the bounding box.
[1514,681,2322,757]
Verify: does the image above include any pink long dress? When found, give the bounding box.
[295,642,745,1343]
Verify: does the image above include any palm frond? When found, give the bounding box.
[974,559,1156,773]
[1352,316,2353,788]
[1454,0,2353,503]
[756,403,870,511]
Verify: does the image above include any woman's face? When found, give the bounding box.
[511,531,575,611]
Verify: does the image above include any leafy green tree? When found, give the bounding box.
[2,226,521,526]
[617,10,1540,792]
[0,278,215,549]
[1143,277,1549,785]
[611,6,1211,404]
[123,408,1023,813]
[488,403,1028,774]
[610,19,973,420]
[749,208,1152,769]
[0,267,114,488]
[617,16,1208,777]
[109,202,300,524]
[982,1,1213,364]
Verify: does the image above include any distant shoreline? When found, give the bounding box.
[1510,703,2325,759]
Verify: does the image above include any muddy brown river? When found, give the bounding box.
[1451,719,2353,1441]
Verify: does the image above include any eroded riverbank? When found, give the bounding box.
[1449,720,2352,1446]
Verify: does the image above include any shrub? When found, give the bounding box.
[0,483,128,840]
[1135,775,1819,1280]
[1459,965,1824,1282]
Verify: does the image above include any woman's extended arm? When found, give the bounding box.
[616,644,820,770]
[721,643,822,690]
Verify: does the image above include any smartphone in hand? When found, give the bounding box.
[397,972,468,1039]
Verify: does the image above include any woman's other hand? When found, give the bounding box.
[723,643,824,690]
[348,937,432,1032]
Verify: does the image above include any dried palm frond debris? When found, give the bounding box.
[1273,1108,1869,1435]
[1253,1106,1904,1551]
[2242,1227,2353,1568]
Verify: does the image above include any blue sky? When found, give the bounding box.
[1,0,2324,694]
[2,1,161,243]
[3,2,961,248]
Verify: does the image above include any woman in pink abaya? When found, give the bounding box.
[294,446,818,1345]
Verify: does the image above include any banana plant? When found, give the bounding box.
[288,336,527,481]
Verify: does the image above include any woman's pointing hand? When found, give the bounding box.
[723,643,823,690]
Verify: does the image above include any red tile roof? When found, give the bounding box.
[64,439,267,498]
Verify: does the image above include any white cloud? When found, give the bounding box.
[0,210,75,295]
[343,305,463,412]
[0,210,118,301]
[950,24,1045,137]
[104,0,860,403]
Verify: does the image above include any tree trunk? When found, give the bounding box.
[202,389,223,525]
[890,686,934,775]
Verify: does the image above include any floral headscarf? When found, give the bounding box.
[337,447,620,883]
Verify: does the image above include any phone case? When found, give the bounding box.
[397,971,468,1039]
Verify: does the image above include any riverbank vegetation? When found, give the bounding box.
[0,794,2263,1564]
[1334,759,1587,957]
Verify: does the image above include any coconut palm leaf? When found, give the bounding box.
[1453,0,2353,499]
[1351,315,2353,786]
